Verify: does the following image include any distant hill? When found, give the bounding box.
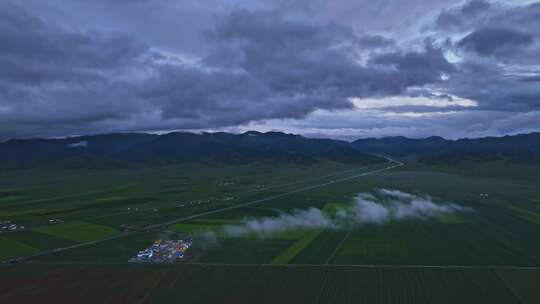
[4,131,537,169]
[352,133,540,163]
[0,131,383,169]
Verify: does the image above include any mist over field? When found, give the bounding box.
[220,189,471,238]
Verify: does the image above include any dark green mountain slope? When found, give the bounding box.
[0,132,382,169]
[352,133,540,163]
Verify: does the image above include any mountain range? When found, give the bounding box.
[0,131,381,169]
[1,131,539,169]
[352,133,540,163]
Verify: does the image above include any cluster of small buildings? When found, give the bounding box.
[129,239,192,263]
[177,199,211,208]
[0,221,25,233]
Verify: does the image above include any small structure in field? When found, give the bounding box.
[129,238,193,263]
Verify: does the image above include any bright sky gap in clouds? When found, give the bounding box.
[0,0,539,140]
[350,95,478,109]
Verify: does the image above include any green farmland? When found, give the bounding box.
[1,160,540,302]
[1,263,539,304]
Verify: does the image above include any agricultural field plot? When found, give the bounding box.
[35,233,159,263]
[0,237,38,260]
[332,236,408,265]
[198,238,296,264]
[272,229,323,264]
[1,263,539,304]
[35,222,118,243]
[4,230,78,250]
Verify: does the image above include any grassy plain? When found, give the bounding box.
[0,161,378,261]
[1,159,540,302]
[1,160,539,266]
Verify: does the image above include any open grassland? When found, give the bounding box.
[1,263,539,304]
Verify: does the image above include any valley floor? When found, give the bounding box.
[1,159,540,302]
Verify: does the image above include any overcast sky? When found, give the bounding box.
[1,0,539,140]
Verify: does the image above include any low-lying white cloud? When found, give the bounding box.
[371,189,468,219]
[67,141,88,148]
[224,207,334,237]
[220,189,471,237]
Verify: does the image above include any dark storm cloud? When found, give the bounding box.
[0,2,152,137]
[1,0,539,140]
[204,10,453,98]
[370,45,455,88]
[0,3,148,72]
[444,62,540,112]
[457,27,534,56]
[433,0,494,32]
[356,35,396,49]
[0,3,457,139]
[431,1,540,114]
[250,0,540,139]
[518,75,540,82]
[458,1,540,66]
[433,1,540,63]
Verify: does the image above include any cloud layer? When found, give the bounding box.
[1,1,539,139]
[221,189,471,237]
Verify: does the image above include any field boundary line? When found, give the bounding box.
[12,260,540,270]
[324,229,352,265]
